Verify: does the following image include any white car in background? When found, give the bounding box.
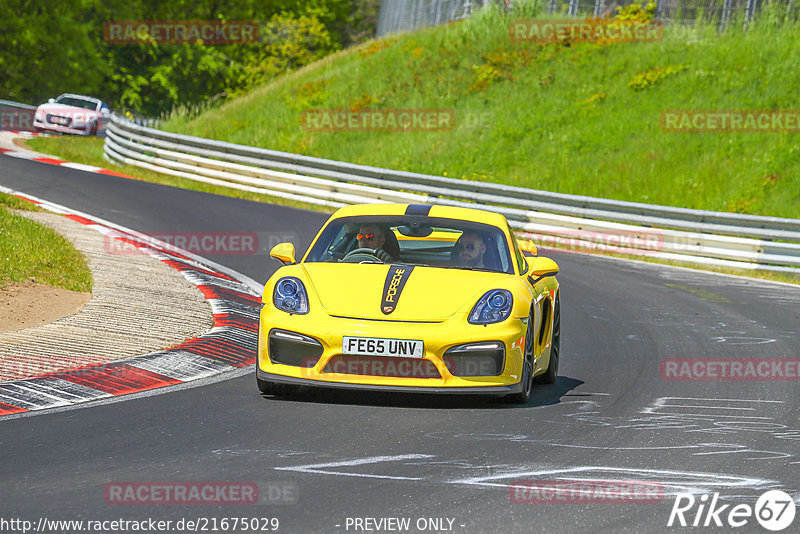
[34,93,110,136]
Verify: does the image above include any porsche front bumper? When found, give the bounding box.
[257,307,529,395]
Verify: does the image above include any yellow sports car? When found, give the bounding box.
[256,203,560,403]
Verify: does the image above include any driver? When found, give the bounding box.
[355,224,394,263]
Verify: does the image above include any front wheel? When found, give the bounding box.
[536,294,560,385]
[507,309,536,404]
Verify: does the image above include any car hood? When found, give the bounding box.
[36,103,101,118]
[302,263,504,321]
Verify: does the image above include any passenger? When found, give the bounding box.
[454,231,488,268]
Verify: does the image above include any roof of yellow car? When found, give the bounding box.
[329,203,510,227]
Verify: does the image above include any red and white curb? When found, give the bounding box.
[1,131,49,137]
[0,186,263,417]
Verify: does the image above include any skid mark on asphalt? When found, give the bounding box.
[425,431,792,460]
[545,396,800,442]
[664,283,741,304]
[451,466,773,495]
[641,396,782,419]
[212,447,322,459]
[656,269,800,305]
[636,397,800,441]
[271,452,784,501]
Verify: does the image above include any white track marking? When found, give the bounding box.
[451,466,777,496]
[60,162,103,172]
[275,454,435,481]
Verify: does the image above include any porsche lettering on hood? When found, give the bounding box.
[302,264,493,321]
[381,265,415,314]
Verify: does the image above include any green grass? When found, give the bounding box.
[25,136,334,214]
[0,193,93,291]
[160,4,800,219]
[0,193,41,211]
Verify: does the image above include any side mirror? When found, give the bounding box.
[48,98,55,103]
[270,242,296,265]
[528,256,559,278]
[518,238,538,257]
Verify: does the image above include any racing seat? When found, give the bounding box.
[382,226,401,261]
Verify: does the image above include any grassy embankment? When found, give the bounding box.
[0,193,92,291]
[26,3,800,283]
[160,5,800,219]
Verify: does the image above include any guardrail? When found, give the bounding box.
[0,99,37,132]
[104,113,800,274]
[0,99,36,110]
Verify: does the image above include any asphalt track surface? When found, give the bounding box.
[2,155,800,533]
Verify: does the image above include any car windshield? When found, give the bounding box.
[304,215,514,274]
[54,96,99,110]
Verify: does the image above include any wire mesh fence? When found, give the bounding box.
[377,0,508,36]
[377,0,795,36]
[547,0,763,23]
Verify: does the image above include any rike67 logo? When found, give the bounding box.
[668,490,796,531]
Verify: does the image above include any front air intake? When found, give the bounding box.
[444,341,505,377]
[268,329,323,368]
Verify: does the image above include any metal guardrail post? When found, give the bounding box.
[744,0,757,27]
[720,0,733,31]
[568,0,579,17]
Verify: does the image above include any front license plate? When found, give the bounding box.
[342,336,423,358]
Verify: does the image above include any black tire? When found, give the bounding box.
[507,309,536,404]
[536,294,560,385]
[88,122,98,137]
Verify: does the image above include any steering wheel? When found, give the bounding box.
[342,247,392,263]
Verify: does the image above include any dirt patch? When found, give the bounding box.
[0,279,91,333]
[12,137,31,150]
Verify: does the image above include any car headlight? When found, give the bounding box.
[468,289,513,325]
[273,277,309,315]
